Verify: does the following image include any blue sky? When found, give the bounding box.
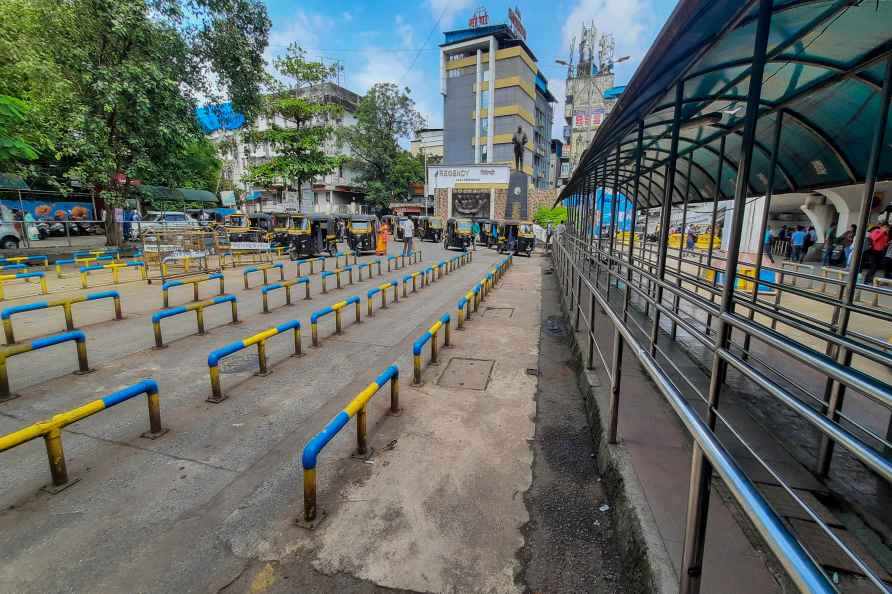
[262,0,678,139]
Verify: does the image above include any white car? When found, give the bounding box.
[0,205,22,250]
[131,211,200,239]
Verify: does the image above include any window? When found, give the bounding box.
[480,89,489,107]
[480,146,488,164]
[448,68,461,79]
[480,117,488,136]
[448,52,464,61]
[483,69,491,82]
[166,214,186,222]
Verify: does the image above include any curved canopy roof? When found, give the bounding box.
[559,0,892,208]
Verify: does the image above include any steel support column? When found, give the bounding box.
[816,55,892,477]
[680,1,773,591]
[650,81,685,356]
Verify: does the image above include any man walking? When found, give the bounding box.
[401,217,414,257]
[763,226,775,263]
[471,220,480,251]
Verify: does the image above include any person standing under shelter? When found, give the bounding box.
[790,226,807,262]
[401,217,414,257]
[763,226,775,263]
[471,220,480,251]
[864,223,889,284]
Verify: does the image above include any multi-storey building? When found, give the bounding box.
[439,14,556,189]
[410,128,444,160]
[198,82,367,214]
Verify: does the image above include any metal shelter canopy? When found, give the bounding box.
[559,0,892,208]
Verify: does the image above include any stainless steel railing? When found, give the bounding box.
[552,230,892,592]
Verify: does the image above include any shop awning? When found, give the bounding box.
[559,0,892,208]
[177,188,218,203]
[135,185,218,203]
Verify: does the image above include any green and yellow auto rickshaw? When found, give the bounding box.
[420,216,444,242]
[223,213,257,242]
[478,218,496,248]
[444,217,473,251]
[347,214,378,254]
[497,220,535,257]
[305,213,338,256]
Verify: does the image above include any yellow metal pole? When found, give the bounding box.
[44,427,69,486]
[153,321,164,348]
[335,309,342,334]
[209,366,223,402]
[39,276,48,294]
[312,322,319,346]
[76,340,90,373]
[355,301,361,324]
[356,405,368,456]
[293,326,302,356]
[195,307,205,334]
[303,468,317,522]
[256,340,269,375]
[146,390,163,434]
[390,375,400,414]
[430,331,438,365]
[3,319,14,345]
[63,303,75,330]
[230,300,239,324]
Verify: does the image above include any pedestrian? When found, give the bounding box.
[822,222,837,266]
[864,223,889,284]
[376,222,389,256]
[686,225,696,250]
[843,225,856,267]
[401,216,414,257]
[806,226,817,257]
[790,226,807,262]
[546,223,553,251]
[471,220,480,251]
[884,237,892,280]
[763,226,775,263]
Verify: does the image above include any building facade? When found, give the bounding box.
[559,24,625,176]
[439,14,555,189]
[199,82,368,214]
[410,128,444,160]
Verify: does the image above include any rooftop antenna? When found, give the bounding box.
[599,34,616,74]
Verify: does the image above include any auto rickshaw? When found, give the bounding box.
[478,219,496,248]
[269,212,291,247]
[223,213,256,242]
[497,220,535,257]
[269,212,310,253]
[420,216,444,242]
[347,214,378,254]
[305,213,338,256]
[444,217,473,251]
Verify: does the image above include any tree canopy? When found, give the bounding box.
[339,83,426,208]
[0,0,270,194]
[241,46,343,192]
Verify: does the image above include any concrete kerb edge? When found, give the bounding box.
[557,298,677,594]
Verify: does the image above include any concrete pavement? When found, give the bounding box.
[1,243,625,593]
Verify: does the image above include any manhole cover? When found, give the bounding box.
[544,316,568,337]
[219,352,258,374]
[483,307,514,319]
[438,358,494,391]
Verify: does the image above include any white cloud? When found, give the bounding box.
[560,0,650,60]
[426,0,474,28]
[549,76,567,140]
[265,10,334,67]
[342,11,353,22]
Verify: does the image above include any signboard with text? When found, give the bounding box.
[428,165,510,189]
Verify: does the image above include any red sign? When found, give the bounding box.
[468,8,489,28]
[508,7,526,40]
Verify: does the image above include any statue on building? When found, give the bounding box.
[512,126,527,172]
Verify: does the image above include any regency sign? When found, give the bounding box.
[428,165,510,189]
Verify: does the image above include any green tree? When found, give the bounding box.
[178,138,223,192]
[0,0,270,243]
[533,205,567,227]
[242,46,343,194]
[339,83,425,208]
[0,95,39,168]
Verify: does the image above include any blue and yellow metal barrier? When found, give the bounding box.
[386,255,401,272]
[294,257,326,276]
[1,290,122,345]
[151,294,239,348]
[1,263,29,274]
[300,364,400,523]
[74,248,119,260]
[401,271,425,297]
[206,320,302,402]
[162,273,224,307]
[243,262,285,289]
[0,330,91,401]
[0,379,165,488]
[310,296,361,346]
[80,260,146,288]
[261,277,311,313]
[356,259,382,281]
[55,256,102,278]
[366,280,399,316]
[320,266,354,293]
[333,250,357,268]
[0,271,48,301]
[413,313,451,385]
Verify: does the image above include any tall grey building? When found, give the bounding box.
[439,13,556,189]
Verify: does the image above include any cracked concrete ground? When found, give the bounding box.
[1,244,623,594]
